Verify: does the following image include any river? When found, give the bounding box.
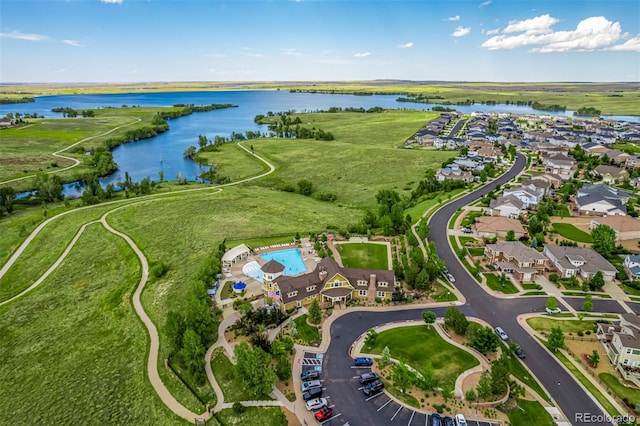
[1,91,638,196]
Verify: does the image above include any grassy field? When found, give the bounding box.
[250,110,455,208]
[527,318,599,335]
[4,81,640,115]
[506,398,555,426]
[0,107,187,188]
[292,314,320,344]
[599,372,640,408]
[499,342,550,402]
[336,242,389,269]
[214,406,287,426]
[195,142,269,183]
[210,348,273,402]
[484,273,519,294]
[551,223,593,243]
[363,325,479,386]
[0,224,183,425]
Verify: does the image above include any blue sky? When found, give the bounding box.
[1,0,638,83]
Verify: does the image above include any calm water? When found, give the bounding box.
[1,90,638,196]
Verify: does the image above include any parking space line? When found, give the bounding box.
[321,413,342,424]
[357,386,364,390]
[390,406,402,421]
[408,410,415,426]
[377,399,392,412]
[351,366,372,369]
[365,392,385,401]
[425,413,428,426]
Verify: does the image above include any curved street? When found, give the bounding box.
[323,154,617,426]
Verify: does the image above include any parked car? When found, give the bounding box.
[461,227,473,233]
[305,397,328,411]
[515,346,526,359]
[302,386,323,401]
[495,326,508,341]
[354,357,373,366]
[301,370,320,381]
[362,379,384,396]
[301,379,321,392]
[446,273,456,283]
[545,306,562,314]
[359,372,380,384]
[443,416,455,426]
[314,407,333,421]
[455,414,467,426]
[430,413,442,426]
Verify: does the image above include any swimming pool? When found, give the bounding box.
[242,248,307,282]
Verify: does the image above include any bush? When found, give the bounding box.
[465,389,477,402]
[232,402,245,414]
[375,297,382,304]
[150,260,168,278]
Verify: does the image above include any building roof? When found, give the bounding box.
[576,193,627,214]
[262,259,285,273]
[486,241,547,263]
[592,216,640,233]
[490,194,524,211]
[475,216,526,234]
[543,244,617,275]
[221,244,251,263]
[594,165,628,179]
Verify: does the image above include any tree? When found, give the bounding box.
[589,271,605,291]
[476,370,493,401]
[183,145,197,159]
[470,326,499,354]
[582,294,593,312]
[308,299,322,325]
[422,311,436,327]
[505,230,516,241]
[589,350,600,367]
[180,328,206,380]
[165,310,186,354]
[591,224,617,258]
[234,342,277,398]
[0,186,16,217]
[546,296,558,310]
[444,307,469,335]
[548,327,565,352]
[158,170,164,182]
[364,329,378,346]
[391,362,414,393]
[288,320,298,337]
[34,172,63,202]
[490,354,510,395]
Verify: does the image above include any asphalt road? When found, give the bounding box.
[322,154,618,426]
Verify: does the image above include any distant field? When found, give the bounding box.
[3,81,639,115]
[336,242,389,269]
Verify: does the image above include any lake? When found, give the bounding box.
[1,90,638,196]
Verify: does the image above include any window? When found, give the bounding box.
[306,285,316,292]
[357,280,368,286]
[358,290,367,296]
[306,295,314,300]
[296,300,302,308]
[378,282,388,287]
[377,291,385,298]
[287,291,298,298]
[627,349,633,354]
[331,281,342,288]
[624,358,630,365]
[633,349,640,356]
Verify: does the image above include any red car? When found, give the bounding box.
[314,407,333,421]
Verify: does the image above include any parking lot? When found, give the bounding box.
[301,352,348,425]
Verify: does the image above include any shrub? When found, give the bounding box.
[233,402,245,414]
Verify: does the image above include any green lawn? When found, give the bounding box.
[433,283,458,302]
[599,372,640,407]
[484,273,519,294]
[551,223,593,243]
[292,314,320,344]
[214,406,287,426]
[336,242,389,269]
[527,318,599,335]
[500,342,550,402]
[363,325,479,386]
[459,236,476,246]
[0,225,184,425]
[210,348,273,402]
[506,398,555,426]
[405,188,466,221]
[467,247,485,256]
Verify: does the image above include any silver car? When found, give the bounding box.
[305,397,328,411]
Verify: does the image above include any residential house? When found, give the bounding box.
[543,153,577,179]
[582,142,611,156]
[625,155,640,169]
[473,216,527,240]
[575,184,631,216]
[502,186,540,208]
[607,149,631,165]
[596,314,640,387]
[435,167,473,182]
[623,255,640,280]
[592,165,629,184]
[484,241,547,282]
[262,257,395,312]
[520,179,551,198]
[487,194,525,218]
[543,244,617,281]
[590,216,640,241]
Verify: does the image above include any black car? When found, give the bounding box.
[515,346,526,359]
[430,413,442,426]
[359,372,380,384]
[443,416,455,426]
[302,386,323,401]
[301,370,320,381]
[362,379,384,396]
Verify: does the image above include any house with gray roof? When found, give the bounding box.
[485,241,547,282]
[597,313,640,387]
[624,255,640,280]
[543,244,617,282]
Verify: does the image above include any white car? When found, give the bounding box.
[446,273,456,283]
[305,397,328,411]
[455,414,468,426]
[545,307,561,314]
[495,326,508,341]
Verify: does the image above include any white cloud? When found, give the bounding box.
[479,0,492,8]
[63,39,83,47]
[281,48,302,56]
[452,26,471,37]
[397,42,413,49]
[354,52,371,58]
[244,52,265,58]
[485,28,500,35]
[503,14,559,34]
[100,0,123,3]
[482,15,623,52]
[608,35,640,52]
[0,30,48,41]
[445,15,460,22]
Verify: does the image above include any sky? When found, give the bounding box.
[1,0,639,83]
